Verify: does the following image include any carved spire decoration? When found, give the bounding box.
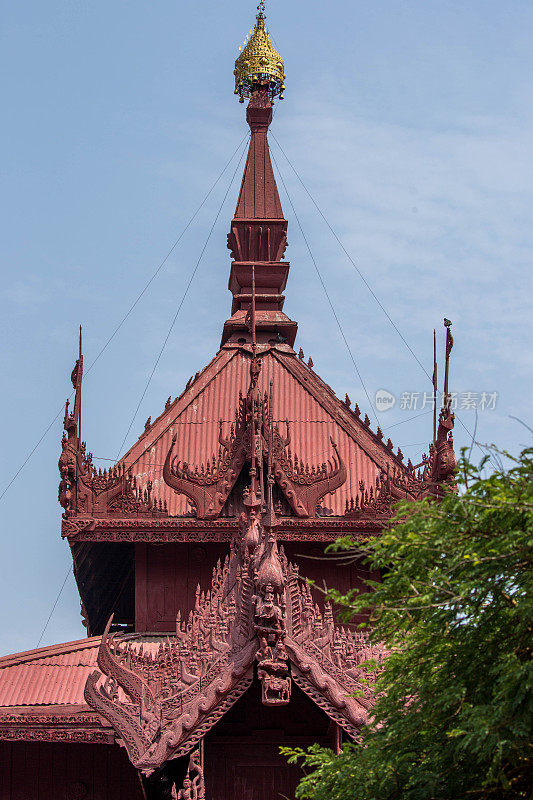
[432,328,438,444]
[58,327,83,514]
[341,322,457,516]
[58,333,168,519]
[85,501,384,772]
[427,319,456,496]
[402,320,457,501]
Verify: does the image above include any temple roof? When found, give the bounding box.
[55,8,420,520]
[0,3,453,776]
[0,637,114,744]
[118,342,408,518]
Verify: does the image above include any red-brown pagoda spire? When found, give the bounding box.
[222,3,297,347]
[234,93,284,222]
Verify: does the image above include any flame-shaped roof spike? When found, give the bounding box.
[234,1,285,103]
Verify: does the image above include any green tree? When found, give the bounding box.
[283,448,533,799]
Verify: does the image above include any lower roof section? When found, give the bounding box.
[0,636,115,743]
[0,637,101,707]
[0,636,158,744]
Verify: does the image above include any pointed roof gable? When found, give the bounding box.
[83,523,381,770]
[117,343,409,518]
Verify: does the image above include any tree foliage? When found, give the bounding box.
[283,448,533,799]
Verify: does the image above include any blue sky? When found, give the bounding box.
[1,0,531,656]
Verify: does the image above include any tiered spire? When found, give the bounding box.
[222,2,297,347]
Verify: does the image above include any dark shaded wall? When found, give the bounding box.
[135,542,229,632]
[205,682,332,800]
[0,741,143,800]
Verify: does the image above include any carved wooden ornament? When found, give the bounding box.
[84,508,385,772]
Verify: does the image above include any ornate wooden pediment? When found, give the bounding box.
[162,367,347,520]
[84,509,384,772]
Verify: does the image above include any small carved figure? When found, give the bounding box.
[253,584,284,638]
[177,748,205,800]
[239,509,261,558]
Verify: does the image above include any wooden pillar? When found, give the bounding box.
[328,721,342,755]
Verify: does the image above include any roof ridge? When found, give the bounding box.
[117,348,239,468]
[0,636,102,668]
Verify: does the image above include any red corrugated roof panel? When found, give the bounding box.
[0,637,188,708]
[0,638,100,707]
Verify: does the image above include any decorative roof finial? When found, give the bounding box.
[234,1,285,104]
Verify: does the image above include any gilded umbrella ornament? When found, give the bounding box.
[234,1,285,103]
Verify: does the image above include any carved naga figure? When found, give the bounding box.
[270,424,347,517]
[426,320,457,497]
[431,404,456,489]
[163,411,248,520]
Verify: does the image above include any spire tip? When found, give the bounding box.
[234,2,285,104]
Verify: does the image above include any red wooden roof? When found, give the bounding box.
[119,343,406,516]
[0,636,181,710]
[0,637,101,707]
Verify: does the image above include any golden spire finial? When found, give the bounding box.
[234,1,285,104]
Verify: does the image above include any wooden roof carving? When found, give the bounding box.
[58,344,431,527]
[84,507,385,772]
[161,362,348,519]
